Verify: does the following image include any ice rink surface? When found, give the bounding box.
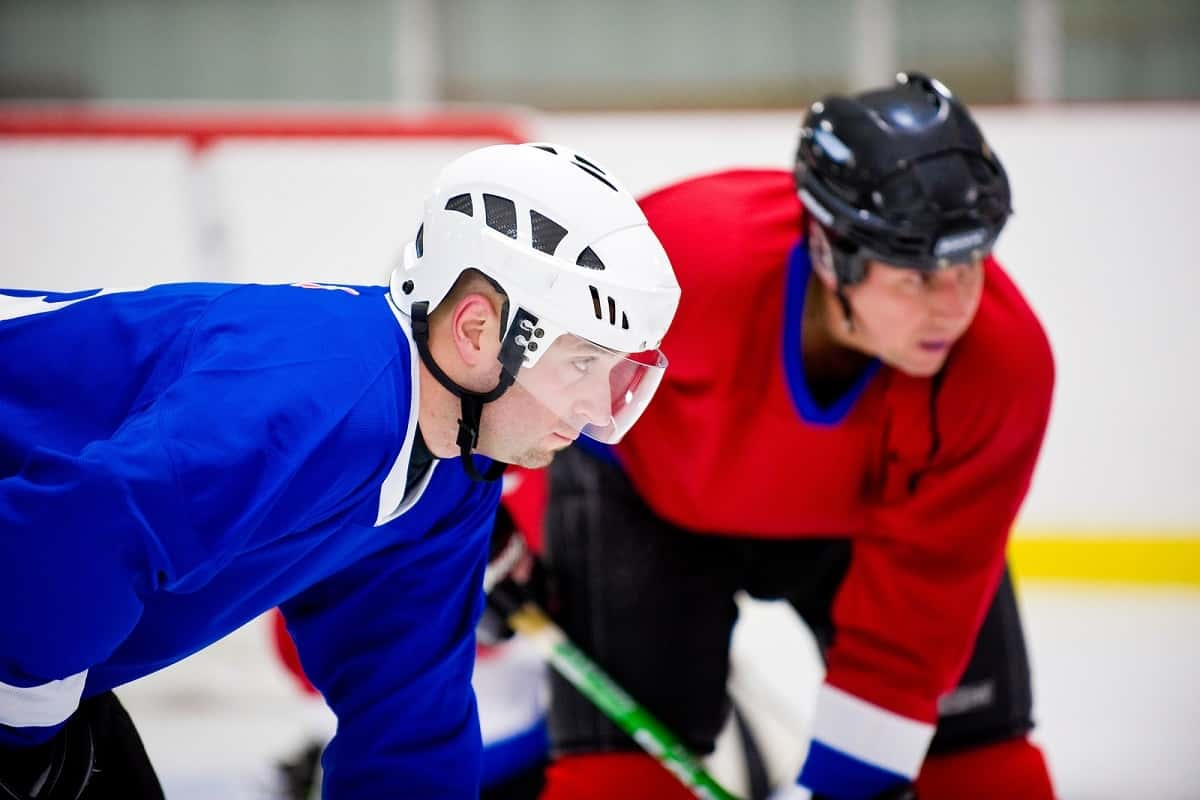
[119,582,1200,800]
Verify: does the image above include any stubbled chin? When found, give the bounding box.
[891,349,950,378]
[907,356,948,377]
[512,449,557,470]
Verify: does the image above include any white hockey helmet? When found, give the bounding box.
[390,143,681,467]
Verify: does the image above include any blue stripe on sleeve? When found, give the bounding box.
[798,739,911,800]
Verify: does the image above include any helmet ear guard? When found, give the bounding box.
[814,221,871,287]
[806,218,866,287]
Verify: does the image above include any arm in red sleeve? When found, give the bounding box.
[799,285,1055,798]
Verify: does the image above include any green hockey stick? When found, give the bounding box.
[505,601,739,800]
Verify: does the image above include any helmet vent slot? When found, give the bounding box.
[576,246,606,271]
[574,153,605,173]
[445,193,474,216]
[483,194,519,239]
[415,223,424,257]
[586,285,625,328]
[571,161,618,192]
[589,285,603,320]
[530,210,568,256]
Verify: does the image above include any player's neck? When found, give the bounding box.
[415,360,470,459]
[801,273,873,393]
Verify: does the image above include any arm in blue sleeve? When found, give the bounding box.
[280,479,500,800]
[0,410,176,743]
[0,336,393,744]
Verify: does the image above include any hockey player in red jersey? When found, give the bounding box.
[540,74,1056,800]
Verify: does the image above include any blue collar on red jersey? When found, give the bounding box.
[782,239,881,426]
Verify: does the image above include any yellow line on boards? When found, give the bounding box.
[1007,533,1200,587]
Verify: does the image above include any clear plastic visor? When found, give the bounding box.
[506,333,668,445]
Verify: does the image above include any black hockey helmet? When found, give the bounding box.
[794,72,1011,284]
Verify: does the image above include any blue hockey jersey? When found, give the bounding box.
[0,283,501,798]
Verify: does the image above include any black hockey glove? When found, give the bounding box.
[477,504,548,645]
[0,714,94,800]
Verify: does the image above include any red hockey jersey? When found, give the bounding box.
[613,169,1054,786]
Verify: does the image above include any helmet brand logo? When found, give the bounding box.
[933,228,987,259]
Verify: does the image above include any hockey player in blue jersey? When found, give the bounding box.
[0,142,681,799]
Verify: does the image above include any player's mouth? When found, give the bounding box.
[918,338,951,353]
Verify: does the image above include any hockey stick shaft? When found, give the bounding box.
[505,601,739,800]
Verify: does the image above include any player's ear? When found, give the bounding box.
[449,292,502,369]
[807,221,838,290]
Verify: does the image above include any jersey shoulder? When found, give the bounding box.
[639,170,803,384]
[965,259,1053,380]
[639,168,798,212]
[193,283,405,368]
[639,168,802,267]
[945,258,1055,421]
[184,283,415,440]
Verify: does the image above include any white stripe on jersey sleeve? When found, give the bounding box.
[0,289,132,322]
[376,296,437,526]
[810,682,935,779]
[0,669,88,728]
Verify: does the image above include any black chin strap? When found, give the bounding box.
[835,284,855,332]
[810,223,857,332]
[411,301,512,483]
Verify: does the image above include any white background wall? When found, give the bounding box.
[2,106,1197,533]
